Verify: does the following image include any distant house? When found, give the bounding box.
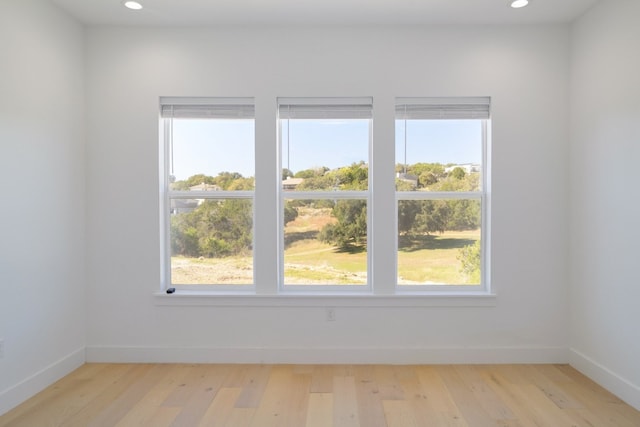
[282,177,304,191]
[396,172,418,188]
[169,182,223,214]
[170,199,198,214]
[444,164,481,174]
[189,182,221,192]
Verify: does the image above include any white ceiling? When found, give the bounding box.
[51,0,599,26]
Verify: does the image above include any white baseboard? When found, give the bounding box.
[569,348,640,411]
[0,347,85,416]
[86,345,568,365]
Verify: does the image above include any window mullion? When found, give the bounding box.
[254,96,278,295]
[371,96,397,295]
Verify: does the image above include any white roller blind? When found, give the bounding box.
[396,97,490,120]
[160,104,254,119]
[278,98,373,120]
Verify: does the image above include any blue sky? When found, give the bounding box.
[281,119,369,173]
[396,119,482,168]
[172,119,255,179]
[171,118,481,180]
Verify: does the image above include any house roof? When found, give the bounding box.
[283,178,304,186]
[189,183,221,191]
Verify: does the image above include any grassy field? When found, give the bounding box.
[398,230,480,284]
[283,206,366,284]
[171,255,253,285]
[171,207,480,285]
[284,239,367,284]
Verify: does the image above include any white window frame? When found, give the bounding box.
[394,97,491,293]
[159,97,256,292]
[156,96,494,304]
[277,97,373,293]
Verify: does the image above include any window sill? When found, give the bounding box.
[153,291,497,307]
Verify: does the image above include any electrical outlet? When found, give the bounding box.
[0,339,4,359]
[326,308,336,322]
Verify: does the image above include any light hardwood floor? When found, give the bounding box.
[1,364,639,426]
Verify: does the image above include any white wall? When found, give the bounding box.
[3,0,639,415]
[84,24,571,364]
[569,0,640,410]
[0,0,86,415]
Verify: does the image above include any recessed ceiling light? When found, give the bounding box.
[123,1,143,10]
[511,0,529,8]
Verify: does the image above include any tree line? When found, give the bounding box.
[170,162,480,259]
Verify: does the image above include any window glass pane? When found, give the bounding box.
[170,199,253,285]
[171,118,255,191]
[395,119,482,192]
[284,199,367,285]
[397,199,481,285]
[281,119,369,191]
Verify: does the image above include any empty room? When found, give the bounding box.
[1,0,639,425]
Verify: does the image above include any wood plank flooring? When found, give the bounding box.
[1,364,639,426]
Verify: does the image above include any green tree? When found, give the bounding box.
[185,173,217,187]
[429,172,479,192]
[170,199,252,258]
[398,163,446,188]
[294,167,328,179]
[397,200,421,235]
[170,218,199,256]
[395,179,415,191]
[410,162,445,178]
[212,172,243,190]
[330,162,368,190]
[318,200,367,249]
[418,171,438,187]
[446,199,480,231]
[197,199,252,256]
[458,240,481,283]
[451,167,466,180]
[282,168,294,180]
[284,203,299,225]
[414,200,451,235]
[227,176,255,191]
[398,199,479,237]
[172,172,257,192]
[297,175,333,191]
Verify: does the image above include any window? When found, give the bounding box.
[158,96,491,299]
[160,98,255,289]
[395,98,490,290]
[278,98,372,290]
